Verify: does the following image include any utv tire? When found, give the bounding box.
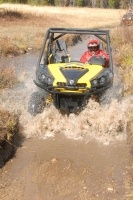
[28,92,46,116]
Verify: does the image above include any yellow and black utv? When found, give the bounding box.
[28,28,114,115]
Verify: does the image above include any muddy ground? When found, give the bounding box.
[0,136,131,200]
[0,38,133,200]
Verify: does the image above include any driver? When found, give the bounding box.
[80,38,109,67]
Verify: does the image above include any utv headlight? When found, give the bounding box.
[38,66,54,85]
[39,73,54,85]
[91,76,107,88]
[99,77,107,85]
[41,74,46,81]
[91,79,98,87]
[47,77,53,85]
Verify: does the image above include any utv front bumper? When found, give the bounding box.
[34,80,112,96]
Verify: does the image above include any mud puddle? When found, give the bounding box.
[0,135,131,200]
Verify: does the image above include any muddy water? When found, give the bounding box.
[0,42,133,199]
[0,136,130,200]
[0,53,37,113]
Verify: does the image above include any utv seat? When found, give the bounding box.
[48,53,62,64]
[48,54,70,64]
[48,39,70,64]
[61,55,70,63]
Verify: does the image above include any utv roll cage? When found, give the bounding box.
[37,28,113,73]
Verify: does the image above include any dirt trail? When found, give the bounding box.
[0,42,133,199]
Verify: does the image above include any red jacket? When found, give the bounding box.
[80,50,109,67]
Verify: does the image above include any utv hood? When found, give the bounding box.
[48,62,103,88]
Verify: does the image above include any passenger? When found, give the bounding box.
[80,38,109,67]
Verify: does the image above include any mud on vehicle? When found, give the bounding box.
[28,28,114,116]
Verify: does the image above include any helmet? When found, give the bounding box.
[87,39,99,48]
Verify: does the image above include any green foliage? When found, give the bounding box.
[48,0,55,5]
[27,0,48,5]
[54,0,59,6]
[108,0,115,8]
[75,0,84,6]
[0,0,26,3]
[120,0,129,9]
[96,0,100,7]
[0,0,49,5]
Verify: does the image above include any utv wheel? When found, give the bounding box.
[28,92,46,116]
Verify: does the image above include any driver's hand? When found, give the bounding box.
[102,55,106,60]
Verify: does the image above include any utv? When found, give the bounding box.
[122,10,133,26]
[28,28,114,116]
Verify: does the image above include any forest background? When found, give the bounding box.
[0,0,132,9]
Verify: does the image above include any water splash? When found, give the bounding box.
[0,54,132,146]
[23,97,133,145]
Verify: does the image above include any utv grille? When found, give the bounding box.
[57,82,66,86]
[64,66,85,70]
[57,82,87,87]
[76,83,87,87]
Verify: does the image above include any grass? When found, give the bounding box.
[0,4,126,56]
[0,66,18,89]
[0,109,18,141]
[0,109,19,167]
[111,26,133,95]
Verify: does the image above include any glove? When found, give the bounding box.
[102,55,106,60]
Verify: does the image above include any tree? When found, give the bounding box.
[75,0,84,6]
[108,0,115,8]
